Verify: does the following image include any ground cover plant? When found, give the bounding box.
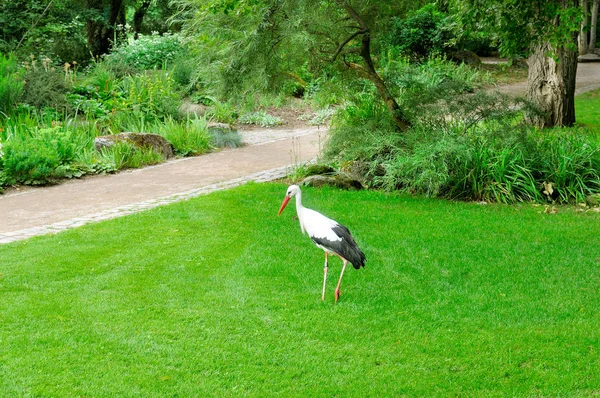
[0,183,599,396]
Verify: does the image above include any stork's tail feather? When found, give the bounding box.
[349,248,366,270]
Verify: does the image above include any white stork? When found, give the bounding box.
[278,185,366,302]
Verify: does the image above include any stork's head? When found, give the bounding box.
[278,185,300,215]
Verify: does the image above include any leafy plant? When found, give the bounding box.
[204,98,238,124]
[0,53,24,116]
[386,4,452,60]
[119,70,180,121]
[20,57,71,111]
[2,137,62,185]
[238,110,282,127]
[98,141,165,170]
[152,117,212,156]
[104,33,184,71]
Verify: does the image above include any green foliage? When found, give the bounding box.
[454,0,582,58]
[204,98,238,124]
[69,66,180,129]
[0,53,24,116]
[208,129,244,149]
[1,129,65,185]
[20,58,71,111]
[98,141,165,170]
[326,57,600,204]
[386,4,452,60]
[104,33,184,71]
[0,1,91,64]
[171,53,197,93]
[118,71,180,121]
[377,125,600,204]
[238,110,282,127]
[151,117,212,156]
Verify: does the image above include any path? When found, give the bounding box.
[1,61,600,244]
[0,127,325,244]
[487,61,600,97]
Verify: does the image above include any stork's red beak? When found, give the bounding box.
[278,195,291,216]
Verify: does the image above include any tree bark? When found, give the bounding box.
[591,0,599,52]
[580,0,589,54]
[133,0,152,39]
[85,0,127,58]
[526,40,578,127]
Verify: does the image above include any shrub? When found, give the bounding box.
[386,5,452,60]
[118,70,180,122]
[20,58,71,111]
[3,137,62,185]
[104,33,184,71]
[325,57,600,204]
[0,53,24,116]
[371,125,600,204]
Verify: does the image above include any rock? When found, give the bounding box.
[340,161,385,186]
[448,50,481,66]
[586,194,600,206]
[94,132,175,158]
[301,174,363,190]
[578,53,600,63]
[207,122,237,135]
[304,164,335,177]
[179,101,207,118]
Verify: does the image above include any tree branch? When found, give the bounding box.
[331,29,366,62]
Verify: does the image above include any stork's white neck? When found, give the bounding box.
[295,188,307,234]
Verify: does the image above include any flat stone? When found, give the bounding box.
[578,53,600,63]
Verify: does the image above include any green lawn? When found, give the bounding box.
[576,88,600,132]
[1,183,599,396]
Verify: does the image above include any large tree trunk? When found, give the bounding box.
[133,0,152,40]
[580,0,589,54]
[526,40,578,128]
[85,0,126,58]
[591,0,599,52]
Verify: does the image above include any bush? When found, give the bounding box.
[20,58,71,111]
[325,57,600,204]
[118,70,180,122]
[0,53,24,116]
[104,33,184,71]
[377,127,600,204]
[386,5,452,60]
[3,137,62,185]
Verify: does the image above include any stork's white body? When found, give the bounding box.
[278,185,366,302]
[295,197,342,253]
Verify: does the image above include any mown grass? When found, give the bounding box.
[576,88,600,133]
[1,183,600,396]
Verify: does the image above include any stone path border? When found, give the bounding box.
[0,164,291,245]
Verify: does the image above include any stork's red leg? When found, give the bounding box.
[334,259,348,303]
[322,252,328,301]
